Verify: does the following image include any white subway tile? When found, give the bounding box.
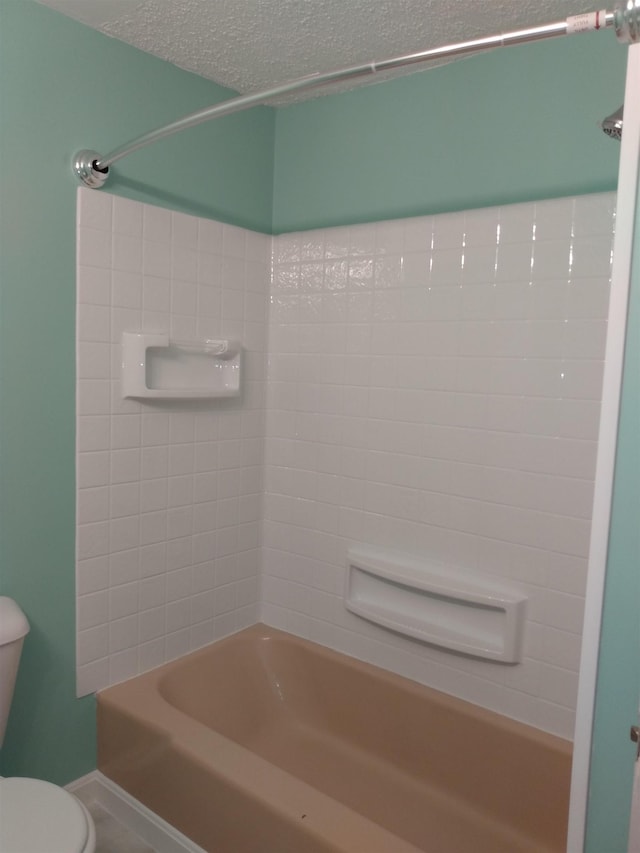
[143,204,172,244]
[139,575,166,611]
[78,265,111,306]
[499,202,535,244]
[166,598,191,633]
[526,280,568,321]
[570,236,613,279]
[492,282,529,321]
[109,582,139,620]
[78,227,112,269]
[562,319,607,359]
[572,194,616,237]
[172,211,198,248]
[567,279,611,320]
[139,639,166,672]
[109,516,139,553]
[113,233,143,273]
[222,223,247,258]
[78,343,111,380]
[432,211,465,250]
[77,659,110,697]
[78,451,110,489]
[172,280,198,315]
[141,413,170,446]
[77,556,109,595]
[111,414,141,450]
[534,197,574,242]
[172,246,198,282]
[78,304,111,342]
[141,446,169,480]
[110,482,140,518]
[461,245,497,284]
[110,307,141,347]
[77,590,109,630]
[139,606,166,642]
[559,399,601,441]
[403,216,434,253]
[78,380,111,416]
[143,241,172,280]
[464,207,500,247]
[170,313,197,341]
[78,487,109,525]
[109,614,138,653]
[538,663,579,709]
[112,270,143,309]
[198,217,223,254]
[559,360,605,400]
[547,553,588,596]
[139,542,167,578]
[109,647,139,685]
[165,628,191,661]
[109,549,139,587]
[78,188,112,231]
[113,196,143,237]
[140,510,167,545]
[77,624,109,666]
[495,241,532,282]
[168,566,193,600]
[524,321,565,359]
[111,448,141,484]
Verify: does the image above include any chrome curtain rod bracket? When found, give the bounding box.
[73,2,640,189]
[73,149,110,189]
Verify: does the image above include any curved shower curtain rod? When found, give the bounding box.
[73,2,640,189]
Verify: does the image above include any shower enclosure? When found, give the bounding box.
[69,5,640,848]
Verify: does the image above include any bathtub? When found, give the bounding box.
[98,624,571,852]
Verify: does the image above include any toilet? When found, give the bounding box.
[0,597,96,853]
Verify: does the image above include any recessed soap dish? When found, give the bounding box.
[345,546,527,663]
[122,332,241,399]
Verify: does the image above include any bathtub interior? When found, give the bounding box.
[100,625,571,853]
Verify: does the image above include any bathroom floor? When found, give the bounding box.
[75,792,156,853]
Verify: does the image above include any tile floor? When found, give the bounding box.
[77,792,157,853]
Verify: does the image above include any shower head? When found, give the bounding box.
[602,105,624,141]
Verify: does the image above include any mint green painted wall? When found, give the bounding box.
[272,33,626,233]
[585,175,640,851]
[0,0,274,785]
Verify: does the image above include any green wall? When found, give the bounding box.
[586,166,640,851]
[273,32,626,232]
[0,0,274,785]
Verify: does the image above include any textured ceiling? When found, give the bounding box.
[39,0,597,100]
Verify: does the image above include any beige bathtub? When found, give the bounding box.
[98,624,571,853]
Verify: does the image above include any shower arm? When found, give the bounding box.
[73,3,639,189]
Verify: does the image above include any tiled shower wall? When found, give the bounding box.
[75,188,270,695]
[76,188,614,738]
[264,193,615,738]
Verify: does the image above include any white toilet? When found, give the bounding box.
[0,597,96,853]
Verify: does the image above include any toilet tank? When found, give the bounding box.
[0,598,30,747]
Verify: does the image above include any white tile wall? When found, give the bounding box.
[76,189,270,695]
[264,192,616,739]
[76,188,615,739]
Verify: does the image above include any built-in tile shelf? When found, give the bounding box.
[122,332,242,399]
[346,546,527,663]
